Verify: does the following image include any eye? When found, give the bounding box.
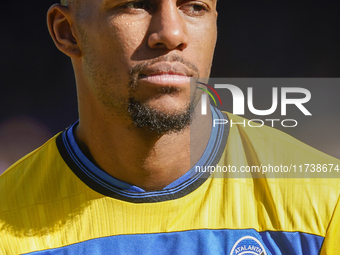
[121,1,151,11]
[180,3,209,16]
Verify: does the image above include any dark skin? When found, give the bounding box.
[47,0,217,191]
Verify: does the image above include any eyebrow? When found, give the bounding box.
[103,0,122,5]
[103,0,217,5]
[102,0,128,7]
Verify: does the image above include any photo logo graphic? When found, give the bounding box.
[197,81,312,128]
[197,82,223,115]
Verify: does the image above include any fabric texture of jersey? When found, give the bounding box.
[1,109,340,255]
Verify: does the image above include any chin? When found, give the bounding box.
[127,97,193,134]
[140,93,190,112]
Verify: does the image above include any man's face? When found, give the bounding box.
[73,0,218,132]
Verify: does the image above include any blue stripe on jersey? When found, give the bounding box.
[259,231,324,255]
[24,229,324,255]
[62,106,226,198]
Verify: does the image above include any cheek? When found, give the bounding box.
[199,21,217,55]
[189,26,217,76]
[107,16,149,60]
[89,31,134,83]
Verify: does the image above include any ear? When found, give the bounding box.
[47,4,81,58]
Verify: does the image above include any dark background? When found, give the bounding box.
[1,1,339,172]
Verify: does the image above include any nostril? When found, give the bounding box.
[177,43,187,51]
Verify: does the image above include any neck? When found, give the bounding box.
[75,106,212,191]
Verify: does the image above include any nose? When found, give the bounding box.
[148,3,188,51]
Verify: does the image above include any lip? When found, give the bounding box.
[138,62,192,86]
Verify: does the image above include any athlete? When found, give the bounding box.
[1,0,340,254]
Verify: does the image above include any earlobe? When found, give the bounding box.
[47,4,81,58]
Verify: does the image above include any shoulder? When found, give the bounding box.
[0,133,79,211]
[0,133,62,183]
[212,112,340,239]
[223,112,340,169]
[0,133,101,254]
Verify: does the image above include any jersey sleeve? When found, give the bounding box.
[320,195,340,254]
